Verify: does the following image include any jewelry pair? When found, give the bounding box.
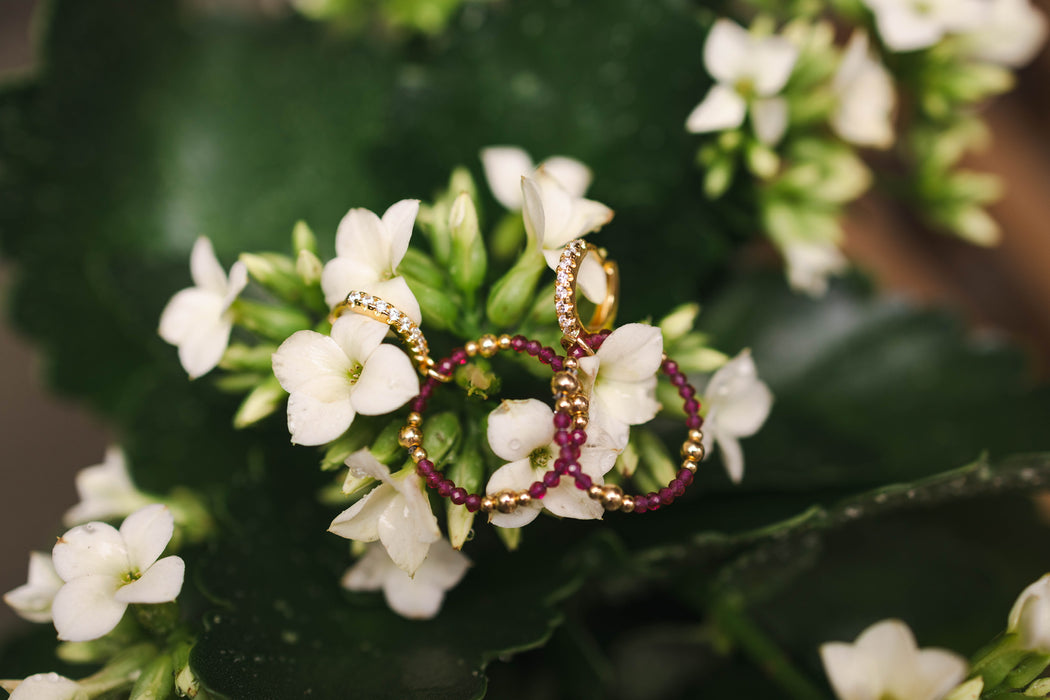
[328,240,706,517]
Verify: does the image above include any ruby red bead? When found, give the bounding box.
[686,414,703,429]
[570,345,587,358]
[683,398,700,415]
[511,335,527,351]
[538,347,556,364]
[450,488,468,504]
[670,479,685,497]
[425,472,442,488]
[451,349,468,364]
[661,359,678,374]
[569,429,587,445]
[659,488,674,505]
[554,458,570,474]
[559,444,580,461]
[670,373,687,387]
[647,494,662,510]
[551,357,564,371]
[554,430,571,446]
[575,474,593,490]
[553,412,572,429]
[543,472,561,487]
[634,499,648,514]
[529,482,547,498]
[525,340,542,355]
[438,481,453,497]
[679,385,696,399]
[417,459,435,474]
[676,468,694,486]
[465,494,482,512]
[436,359,455,375]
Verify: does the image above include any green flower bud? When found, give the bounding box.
[527,282,557,325]
[230,299,313,342]
[133,601,180,638]
[166,487,216,543]
[486,253,546,327]
[446,448,484,549]
[172,639,203,698]
[745,141,780,180]
[670,334,729,373]
[490,212,527,262]
[421,412,462,466]
[636,430,677,487]
[220,343,278,372]
[128,650,174,700]
[449,192,487,296]
[448,166,478,205]
[296,249,323,286]
[416,202,452,266]
[944,677,982,700]
[454,360,501,400]
[404,276,459,331]
[292,220,317,255]
[615,437,639,478]
[943,205,1000,246]
[80,643,159,696]
[1025,677,1050,696]
[213,372,268,393]
[239,252,305,303]
[703,156,736,199]
[1005,653,1050,690]
[497,526,521,552]
[399,247,447,289]
[322,423,382,471]
[370,420,405,464]
[658,303,700,343]
[233,375,286,429]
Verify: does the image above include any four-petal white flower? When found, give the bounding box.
[700,350,773,484]
[578,323,665,451]
[481,146,592,210]
[342,538,470,620]
[959,0,1048,68]
[272,314,420,446]
[1,673,86,700]
[63,446,153,527]
[1008,573,1050,651]
[686,18,799,145]
[781,239,849,298]
[521,173,613,303]
[484,399,621,528]
[320,199,423,318]
[158,236,248,379]
[861,0,984,52]
[329,449,440,576]
[832,31,896,149]
[51,504,185,642]
[4,552,63,624]
[820,619,968,700]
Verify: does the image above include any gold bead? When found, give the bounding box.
[498,334,512,350]
[409,446,428,462]
[681,440,704,460]
[496,491,518,514]
[516,491,532,507]
[572,414,589,430]
[478,334,499,358]
[621,495,635,513]
[480,496,496,513]
[570,395,589,415]
[682,459,699,473]
[688,429,704,444]
[554,397,573,414]
[601,485,624,511]
[406,412,423,427]
[587,484,603,500]
[398,425,423,448]
[562,357,579,371]
[464,341,479,357]
[551,372,580,395]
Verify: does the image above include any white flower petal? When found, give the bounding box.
[751,36,799,95]
[53,522,128,582]
[1009,574,1050,650]
[285,391,356,446]
[114,556,184,604]
[330,314,388,365]
[896,649,968,700]
[585,399,630,453]
[529,172,574,248]
[329,484,395,542]
[714,381,773,438]
[9,673,86,700]
[222,260,249,310]
[704,19,752,83]
[782,239,848,296]
[344,449,393,483]
[820,641,878,700]
[158,288,223,347]
[556,199,614,251]
[380,199,420,268]
[715,432,745,484]
[596,324,664,383]
[334,207,389,269]
[521,176,546,243]
[350,345,420,416]
[575,251,610,305]
[541,479,605,520]
[51,575,126,642]
[4,553,62,623]
[189,237,228,295]
[751,96,789,146]
[597,378,661,427]
[367,276,422,325]
[320,256,380,308]
[486,460,543,528]
[540,156,592,198]
[64,447,146,527]
[119,504,174,572]
[416,538,472,589]
[177,318,233,380]
[341,544,390,591]
[487,399,556,462]
[272,330,351,394]
[482,146,534,210]
[381,541,469,620]
[833,32,896,149]
[872,5,945,52]
[855,619,917,682]
[377,478,440,576]
[685,84,748,134]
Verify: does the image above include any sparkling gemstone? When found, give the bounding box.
[388,309,401,323]
[398,318,413,332]
[375,301,389,314]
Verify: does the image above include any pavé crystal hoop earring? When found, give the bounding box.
[329,290,453,382]
[555,239,619,350]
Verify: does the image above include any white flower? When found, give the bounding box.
[319,199,423,317]
[342,539,470,620]
[51,504,185,642]
[820,619,968,700]
[862,0,984,52]
[4,553,63,623]
[1008,573,1050,651]
[959,0,1048,68]
[781,239,849,297]
[685,18,798,145]
[480,146,592,210]
[832,32,896,149]
[578,324,665,451]
[484,399,621,528]
[329,450,440,576]
[158,236,248,379]
[271,314,420,446]
[700,350,773,484]
[1,673,86,700]
[521,173,613,303]
[63,447,153,527]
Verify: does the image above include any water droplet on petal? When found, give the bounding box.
[83,524,95,533]
[509,439,522,451]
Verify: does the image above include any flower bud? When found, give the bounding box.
[322,424,381,472]
[231,299,313,342]
[615,438,639,478]
[669,334,729,373]
[446,448,484,549]
[486,253,545,327]
[79,643,158,695]
[296,249,323,286]
[403,277,459,331]
[454,360,500,400]
[658,303,700,343]
[421,412,462,466]
[449,192,486,295]
[745,141,779,180]
[636,430,677,487]
[527,282,557,325]
[128,650,174,700]
[943,677,983,700]
[233,376,286,429]
[490,212,526,262]
[292,220,317,255]
[171,639,202,698]
[399,248,447,289]
[369,420,406,465]
[496,526,521,552]
[239,253,303,302]
[1010,574,1050,652]
[220,343,278,372]
[416,202,452,266]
